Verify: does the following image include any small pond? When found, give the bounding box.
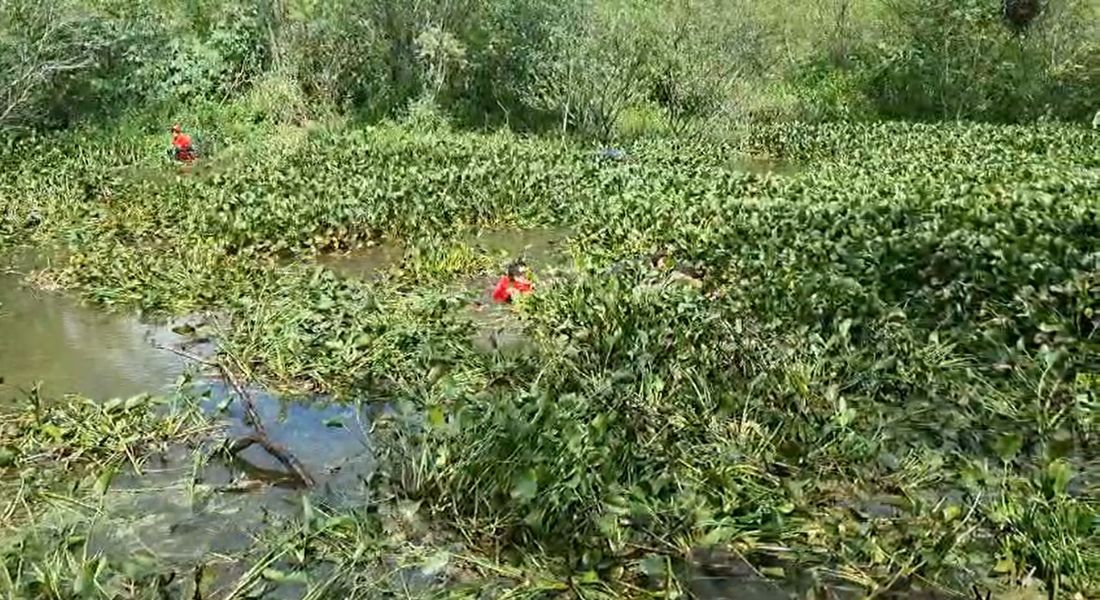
[0,254,194,401]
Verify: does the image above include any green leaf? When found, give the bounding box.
[761,566,786,578]
[172,323,196,336]
[700,527,734,546]
[838,318,852,338]
[322,515,357,531]
[511,470,538,502]
[994,432,1023,462]
[0,447,16,468]
[942,504,962,522]
[94,464,118,496]
[427,405,445,428]
[73,558,101,597]
[1042,460,1072,498]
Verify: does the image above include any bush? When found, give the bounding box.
[863,0,1099,122]
[0,0,111,130]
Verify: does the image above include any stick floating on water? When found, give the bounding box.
[156,345,315,487]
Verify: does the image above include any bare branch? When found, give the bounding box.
[157,345,316,487]
[0,2,102,128]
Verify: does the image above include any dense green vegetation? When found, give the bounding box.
[2,0,1098,598]
[2,117,1098,597]
[0,389,210,597]
[2,0,1098,137]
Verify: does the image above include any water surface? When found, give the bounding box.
[463,227,570,267]
[1,249,375,570]
[318,228,571,282]
[0,254,190,401]
[315,239,406,280]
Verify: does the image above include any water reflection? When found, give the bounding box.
[0,256,189,401]
[97,385,374,564]
[0,250,378,588]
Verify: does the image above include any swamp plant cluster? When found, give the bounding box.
[0,119,1096,598]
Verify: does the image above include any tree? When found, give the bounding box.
[0,0,106,130]
[415,25,467,103]
[645,0,770,136]
[525,0,653,140]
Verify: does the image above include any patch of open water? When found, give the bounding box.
[316,227,570,357]
[317,227,571,282]
[1,248,375,572]
[0,253,191,400]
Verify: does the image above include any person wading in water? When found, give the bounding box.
[491,261,533,304]
[168,124,195,163]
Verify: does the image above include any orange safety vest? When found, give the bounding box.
[172,133,194,161]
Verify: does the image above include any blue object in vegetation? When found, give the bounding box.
[598,148,626,161]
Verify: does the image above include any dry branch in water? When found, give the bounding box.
[157,345,315,487]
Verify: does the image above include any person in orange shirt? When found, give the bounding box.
[492,261,533,304]
[169,124,195,162]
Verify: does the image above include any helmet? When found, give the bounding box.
[506,260,527,279]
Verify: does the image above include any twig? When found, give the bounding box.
[157,345,315,487]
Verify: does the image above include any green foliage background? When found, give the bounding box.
[2,0,1097,136]
[0,0,1098,598]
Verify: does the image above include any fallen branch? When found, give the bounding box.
[222,432,314,487]
[157,345,315,487]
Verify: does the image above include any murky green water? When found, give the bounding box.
[318,228,571,282]
[1,249,374,576]
[315,238,407,280]
[316,228,568,356]
[96,388,374,565]
[0,256,190,401]
[463,227,571,266]
[459,228,569,354]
